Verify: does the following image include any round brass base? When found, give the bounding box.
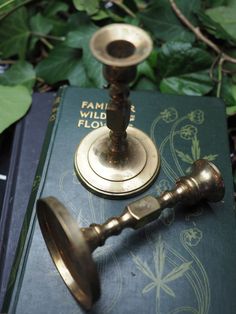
[74,126,160,198]
[36,197,100,310]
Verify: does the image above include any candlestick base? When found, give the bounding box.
[37,197,100,310]
[74,126,160,198]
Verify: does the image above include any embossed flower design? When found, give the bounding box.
[182,227,202,247]
[156,179,171,195]
[188,110,204,125]
[180,124,198,140]
[160,107,178,123]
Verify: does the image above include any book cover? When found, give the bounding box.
[0,93,55,309]
[3,86,236,314]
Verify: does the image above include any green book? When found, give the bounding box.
[2,86,236,314]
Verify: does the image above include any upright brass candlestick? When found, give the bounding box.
[37,160,224,310]
[74,24,160,198]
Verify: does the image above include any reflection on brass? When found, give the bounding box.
[37,159,224,310]
[74,24,160,198]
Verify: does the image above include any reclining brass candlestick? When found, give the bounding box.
[37,159,224,310]
[74,24,160,198]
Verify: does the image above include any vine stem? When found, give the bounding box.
[31,32,65,42]
[216,57,224,97]
[150,115,178,181]
[0,0,15,10]
[180,231,211,313]
[159,135,179,181]
[169,0,236,64]
[39,38,53,50]
[0,0,34,21]
[0,60,16,65]
[169,116,187,176]
[111,0,136,18]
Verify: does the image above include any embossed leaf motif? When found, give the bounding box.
[191,135,200,160]
[132,237,192,303]
[176,134,218,165]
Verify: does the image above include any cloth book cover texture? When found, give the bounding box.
[0,93,54,309]
[3,86,236,314]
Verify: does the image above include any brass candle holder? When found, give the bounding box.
[37,159,224,310]
[74,24,160,198]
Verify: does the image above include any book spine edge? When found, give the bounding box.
[1,87,66,313]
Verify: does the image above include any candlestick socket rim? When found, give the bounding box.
[90,23,153,67]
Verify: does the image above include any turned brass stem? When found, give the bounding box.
[80,159,225,252]
[104,65,136,162]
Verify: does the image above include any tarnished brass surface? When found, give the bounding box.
[74,24,160,197]
[37,197,100,310]
[37,159,224,309]
[74,126,160,197]
[90,24,153,67]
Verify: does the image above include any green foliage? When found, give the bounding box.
[199,1,236,44]
[73,0,100,16]
[0,0,236,132]
[0,61,35,89]
[36,45,83,85]
[160,70,214,96]
[0,7,29,59]
[0,85,31,133]
[205,6,236,41]
[157,42,213,77]
[139,0,200,42]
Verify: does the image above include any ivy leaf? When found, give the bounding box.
[36,44,83,85]
[68,60,94,87]
[157,42,213,78]
[0,61,35,90]
[0,7,30,59]
[205,0,228,6]
[160,70,214,96]
[228,0,236,8]
[220,77,236,108]
[133,77,158,91]
[197,10,236,44]
[205,6,236,42]
[227,106,236,115]
[139,0,200,42]
[66,22,104,87]
[43,2,69,17]
[90,9,110,21]
[30,13,53,50]
[137,61,157,82]
[223,81,236,115]
[30,13,53,35]
[73,0,100,16]
[0,0,26,20]
[0,85,32,133]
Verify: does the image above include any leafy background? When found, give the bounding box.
[0,0,236,191]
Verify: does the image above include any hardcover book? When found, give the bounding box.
[2,86,236,314]
[0,93,54,309]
